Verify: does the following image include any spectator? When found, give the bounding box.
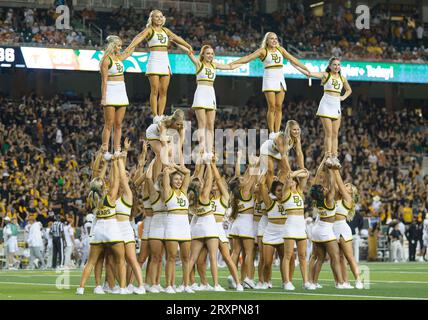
[27,217,46,269]
[3,216,19,269]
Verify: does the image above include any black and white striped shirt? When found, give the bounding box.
[51,221,64,238]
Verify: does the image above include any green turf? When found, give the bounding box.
[0,262,427,300]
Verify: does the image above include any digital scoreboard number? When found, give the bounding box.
[0,47,26,68]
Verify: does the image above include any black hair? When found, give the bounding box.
[310,184,325,208]
[270,180,283,195]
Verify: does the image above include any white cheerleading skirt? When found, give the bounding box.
[262,221,286,245]
[105,81,129,107]
[164,213,191,241]
[192,85,216,110]
[283,215,307,240]
[6,237,18,253]
[257,215,268,237]
[333,219,353,242]
[146,51,171,76]
[146,123,160,141]
[90,218,124,245]
[141,216,152,240]
[216,221,229,243]
[311,220,336,243]
[229,214,254,239]
[262,67,287,92]
[316,93,341,119]
[148,213,167,240]
[117,220,135,244]
[191,214,219,239]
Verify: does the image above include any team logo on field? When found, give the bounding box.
[271,53,281,64]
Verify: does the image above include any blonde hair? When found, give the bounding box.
[347,184,359,221]
[199,45,213,62]
[146,10,166,28]
[100,35,122,69]
[162,109,184,128]
[260,32,277,49]
[284,120,299,152]
[87,177,106,214]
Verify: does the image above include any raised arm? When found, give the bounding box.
[332,170,353,205]
[165,28,193,52]
[324,168,336,207]
[279,46,309,74]
[234,150,242,177]
[313,158,327,185]
[162,166,174,200]
[200,162,213,203]
[294,135,305,170]
[174,164,191,193]
[108,159,120,201]
[259,174,273,208]
[230,48,264,67]
[118,156,132,203]
[91,149,103,179]
[215,61,244,70]
[211,160,229,203]
[341,76,352,102]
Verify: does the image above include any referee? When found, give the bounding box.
[51,215,65,269]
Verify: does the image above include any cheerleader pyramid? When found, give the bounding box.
[77,9,363,295]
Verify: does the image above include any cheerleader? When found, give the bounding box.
[309,160,345,289]
[228,160,258,289]
[298,57,352,169]
[162,164,193,293]
[100,35,136,159]
[129,10,193,118]
[253,184,268,289]
[282,169,313,290]
[146,109,185,180]
[178,44,241,160]
[230,32,309,135]
[332,169,363,289]
[77,158,128,295]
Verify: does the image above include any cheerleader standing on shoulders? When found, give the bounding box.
[231,32,309,136]
[129,9,193,119]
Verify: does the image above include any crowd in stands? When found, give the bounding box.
[0,1,427,62]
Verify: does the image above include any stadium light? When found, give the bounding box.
[310,1,324,8]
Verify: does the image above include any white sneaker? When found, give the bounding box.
[332,156,342,169]
[133,286,146,294]
[76,287,84,295]
[315,283,323,289]
[144,283,150,291]
[254,282,264,289]
[336,283,346,289]
[184,286,195,293]
[127,284,134,294]
[93,285,105,294]
[214,285,226,292]
[153,115,164,124]
[103,283,111,293]
[119,288,129,295]
[147,285,160,293]
[227,275,237,289]
[111,285,120,294]
[283,282,295,291]
[303,282,316,290]
[202,284,214,291]
[343,282,354,289]
[355,280,364,289]
[174,285,184,293]
[165,286,176,294]
[156,285,165,292]
[267,282,273,289]
[325,156,334,168]
[103,152,113,161]
[190,283,200,291]
[114,150,121,158]
[236,284,244,292]
[243,277,256,289]
[269,132,279,140]
[261,282,269,290]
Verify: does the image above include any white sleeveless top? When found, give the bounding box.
[115,197,132,217]
[323,72,344,94]
[96,195,116,219]
[210,196,228,217]
[196,62,216,83]
[147,27,169,48]
[336,199,351,218]
[165,189,189,212]
[283,192,304,211]
[143,196,152,211]
[318,200,336,219]
[261,47,284,69]
[106,56,124,76]
[237,190,254,213]
[151,192,167,213]
[266,200,287,219]
[195,197,213,216]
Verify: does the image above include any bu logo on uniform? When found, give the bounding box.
[177,198,187,207]
[205,68,214,79]
[115,62,124,73]
[157,34,167,44]
[271,53,281,64]
[331,79,340,90]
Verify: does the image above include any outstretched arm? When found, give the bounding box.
[165,28,193,52]
[230,48,264,67]
[279,47,309,73]
[176,43,200,68]
[126,27,152,51]
[215,62,244,70]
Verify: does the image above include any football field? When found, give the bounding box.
[0,262,427,300]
